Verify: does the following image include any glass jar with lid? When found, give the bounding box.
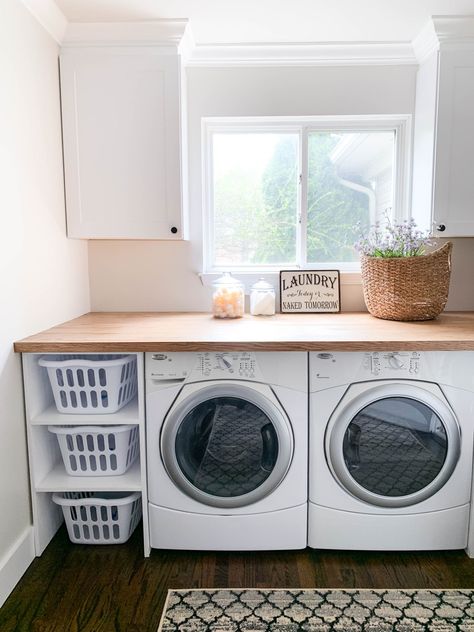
[250,278,276,316]
[212,273,245,319]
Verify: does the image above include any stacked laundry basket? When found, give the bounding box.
[38,354,142,545]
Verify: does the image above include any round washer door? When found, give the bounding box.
[161,383,294,508]
[326,383,461,508]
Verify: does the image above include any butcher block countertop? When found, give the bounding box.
[13,311,474,352]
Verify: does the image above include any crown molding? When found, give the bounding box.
[60,25,416,66]
[19,9,474,66]
[59,22,417,66]
[433,15,474,43]
[186,41,416,67]
[413,15,474,63]
[62,19,190,50]
[20,0,68,44]
[412,20,439,64]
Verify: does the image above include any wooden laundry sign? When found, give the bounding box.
[280,270,340,313]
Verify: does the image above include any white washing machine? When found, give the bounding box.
[146,351,307,550]
[309,351,474,551]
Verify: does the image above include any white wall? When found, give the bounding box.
[89,64,419,312]
[442,238,474,311]
[0,0,89,606]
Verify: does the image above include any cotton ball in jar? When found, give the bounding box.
[212,273,245,319]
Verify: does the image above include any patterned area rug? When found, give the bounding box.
[158,588,474,631]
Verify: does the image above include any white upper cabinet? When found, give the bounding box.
[60,22,189,239]
[433,49,474,236]
[412,17,474,237]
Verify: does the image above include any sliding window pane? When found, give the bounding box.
[211,133,298,267]
[307,131,395,263]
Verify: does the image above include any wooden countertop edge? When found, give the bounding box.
[13,311,474,353]
[13,340,474,352]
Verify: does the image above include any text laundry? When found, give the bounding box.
[281,273,337,291]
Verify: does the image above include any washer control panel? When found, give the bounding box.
[363,352,421,376]
[147,352,261,382]
[196,352,259,379]
[148,353,191,380]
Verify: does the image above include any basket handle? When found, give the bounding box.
[48,424,135,435]
[53,492,141,507]
[431,241,453,271]
[38,355,133,368]
[445,241,453,272]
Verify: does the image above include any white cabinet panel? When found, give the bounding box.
[60,50,184,239]
[434,51,474,237]
[411,52,438,234]
[413,48,474,237]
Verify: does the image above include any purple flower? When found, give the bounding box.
[354,215,433,258]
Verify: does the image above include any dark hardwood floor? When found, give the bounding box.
[1,526,474,632]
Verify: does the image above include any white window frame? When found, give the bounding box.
[201,114,412,278]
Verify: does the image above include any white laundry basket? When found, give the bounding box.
[53,491,142,544]
[48,425,139,476]
[39,354,137,414]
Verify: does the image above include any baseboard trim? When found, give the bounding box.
[0,527,35,608]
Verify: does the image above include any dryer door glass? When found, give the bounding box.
[175,396,279,498]
[343,396,448,497]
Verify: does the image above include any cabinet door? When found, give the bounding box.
[433,50,474,236]
[60,50,183,239]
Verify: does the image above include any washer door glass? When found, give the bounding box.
[328,384,461,508]
[176,396,278,497]
[343,397,447,497]
[161,385,293,508]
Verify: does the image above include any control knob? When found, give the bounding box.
[388,354,404,369]
[221,354,233,369]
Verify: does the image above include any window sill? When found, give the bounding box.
[199,270,362,292]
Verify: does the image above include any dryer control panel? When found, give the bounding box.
[363,352,421,376]
[310,350,474,392]
[309,351,427,392]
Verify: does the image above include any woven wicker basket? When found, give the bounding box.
[360,241,452,321]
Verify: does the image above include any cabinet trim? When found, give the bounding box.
[62,19,190,50]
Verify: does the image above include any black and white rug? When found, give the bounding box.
[158,588,474,631]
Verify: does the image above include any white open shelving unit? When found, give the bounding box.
[22,353,150,556]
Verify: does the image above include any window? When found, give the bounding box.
[202,116,410,272]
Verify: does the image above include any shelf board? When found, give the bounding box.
[31,397,141,426]
[36,459,142,492]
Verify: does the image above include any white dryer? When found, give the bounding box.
[146,352,307,550]
[309,351,474,551]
